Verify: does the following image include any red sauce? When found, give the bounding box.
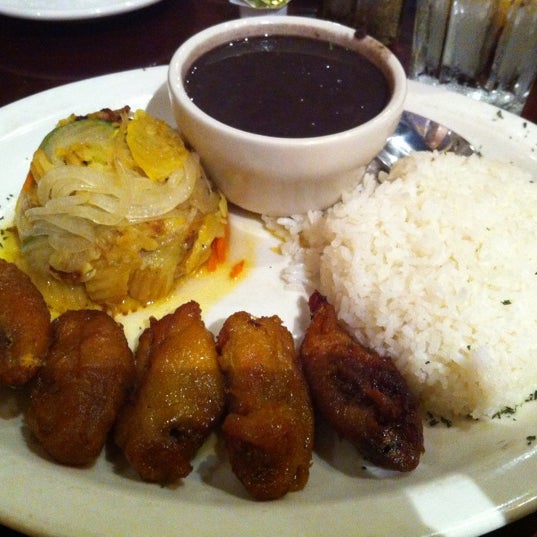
[185,35,390,138]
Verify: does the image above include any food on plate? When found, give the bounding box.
[14,107,228,312]
[0,259,52,386]
[271,151,537,419]
[26,309,134,466]
[114,301,225,483]
[300,291,423,472]
[216,311,314,500]
[185,35,390,138]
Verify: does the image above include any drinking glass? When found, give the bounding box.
[321,0,405,45]
[410,0,537,114]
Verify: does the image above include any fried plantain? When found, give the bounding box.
[26,309,134,466]
[216,311,314,500]
[114,301,225,484]
[299,291,424,472]
[0,259,51,386]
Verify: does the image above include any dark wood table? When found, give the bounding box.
[0,1,536,536]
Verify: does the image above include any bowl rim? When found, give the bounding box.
[168,15,407,146]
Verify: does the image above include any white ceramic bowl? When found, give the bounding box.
[168,16,407,216]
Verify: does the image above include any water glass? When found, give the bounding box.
[321,0,404,45]
[411,0,537,114]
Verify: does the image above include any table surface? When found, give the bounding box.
[1,1,536,536]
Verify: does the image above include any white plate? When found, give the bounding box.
[1,66,537,537]
[0,0,163,20]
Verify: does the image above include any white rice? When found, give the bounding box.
[267,151,537,419]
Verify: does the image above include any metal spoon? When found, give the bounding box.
[367,111,477,174]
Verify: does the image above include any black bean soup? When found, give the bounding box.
[184,35,390,138]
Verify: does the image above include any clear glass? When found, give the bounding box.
[321,0,404,45]
[411,0,537,114]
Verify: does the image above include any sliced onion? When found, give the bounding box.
[25,214,97,242]
[121,153,198,222]
[37,165,126,202]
